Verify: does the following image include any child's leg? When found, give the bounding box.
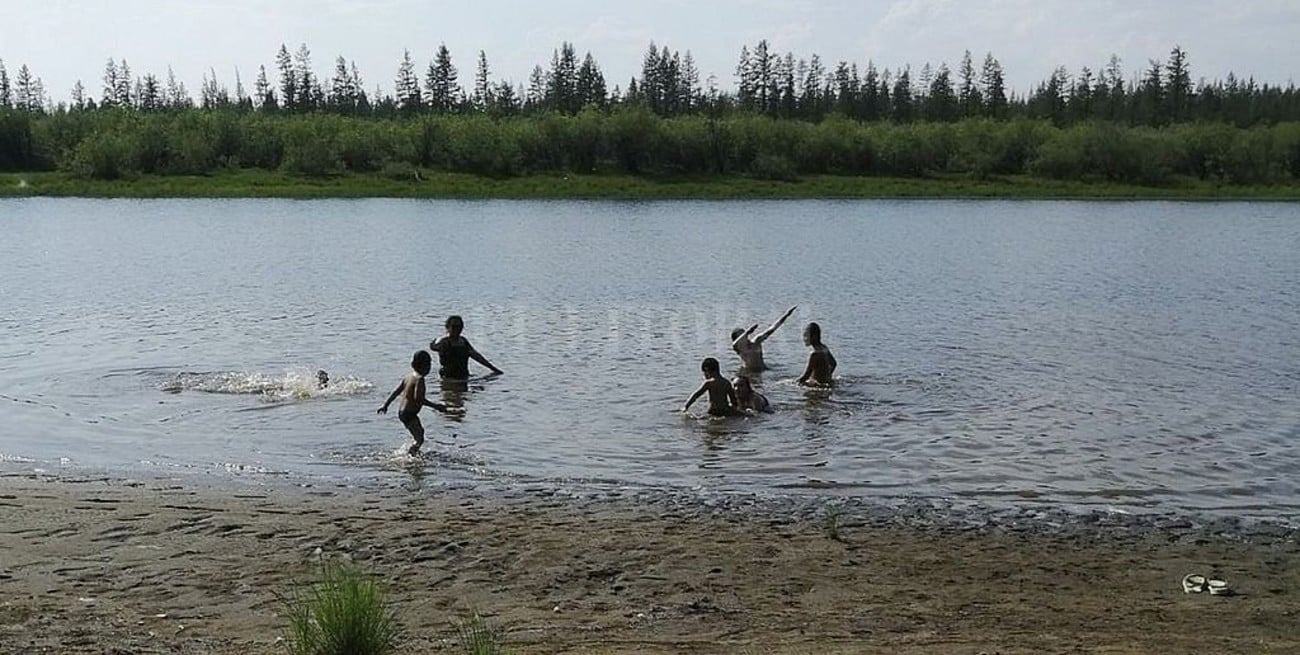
[400,412,425,456]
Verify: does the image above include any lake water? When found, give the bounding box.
[1,198,1297,518]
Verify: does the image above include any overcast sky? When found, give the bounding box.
[2,0,1297,103]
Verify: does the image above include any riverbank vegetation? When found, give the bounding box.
[1,43,1298,197]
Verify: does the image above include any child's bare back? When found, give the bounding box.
[379,350,453,456]
[683,357,744,417]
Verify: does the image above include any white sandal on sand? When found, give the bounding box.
[1206,577,1233,596]
[1181,573,1207,593]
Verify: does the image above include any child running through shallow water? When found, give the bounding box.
[682,357,744,417]
[377,350,455,456]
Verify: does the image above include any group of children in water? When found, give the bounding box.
[380,309,835,456]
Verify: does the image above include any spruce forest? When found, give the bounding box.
[1,41,1298,187]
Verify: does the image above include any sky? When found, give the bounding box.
[2,0,1297,103]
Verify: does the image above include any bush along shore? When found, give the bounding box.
[1,110,1299,199]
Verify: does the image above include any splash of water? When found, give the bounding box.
[161,368,372,401]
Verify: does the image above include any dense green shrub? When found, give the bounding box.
[4,106,1299,186]
[748,153,798,181]
[63,130,138,180]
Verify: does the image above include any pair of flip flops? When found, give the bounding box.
[1182,574,1232,596]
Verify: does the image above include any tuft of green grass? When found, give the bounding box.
[281,561,402,655]
[457,612,507,655]
[823,509,844,542]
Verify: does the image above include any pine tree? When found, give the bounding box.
[0,60,10,108]
[330,56,352,111]
[926,64,958,122]
[862,62,880,121]
[576,52,606,109]
[294,44,318,110]
[116,60,133,107]
[980,53,1007,118]
[526,65,546,110]
[139,73,162,111]
[547,42,578,113]
[1098,54,1124,120]
[493,80,519,115]
[802,54,824,118]
[680,51,700,112]
[276,44,297,110]
[1165,45,1192,122]
[101,58,118,108]
[255,65,276,110]
[752,40,773,113]
[1031,66,1069,125]
[778,52,797,118]
[832,61,854,116]
[473,50,491,111]
[234,67,250,109]
[1069,67,1094,121]
[891,67,913,122]
[14,64,35,112]
[424,44,459,113]
[395,49,422,113]
[70,80,86,110]
[958,50,982,118]
[1137,58,1164,125]
[735,45,754,109]
[350,62,366,112]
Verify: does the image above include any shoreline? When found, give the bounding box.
[2,470,1297,654]
[4,170,1300,200]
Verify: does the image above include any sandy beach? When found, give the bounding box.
[1,471,1296,654]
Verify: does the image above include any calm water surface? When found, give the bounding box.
[1,198,1297,517]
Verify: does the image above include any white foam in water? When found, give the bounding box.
[161,368,373,401]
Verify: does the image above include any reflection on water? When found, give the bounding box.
[1,198,1298,517]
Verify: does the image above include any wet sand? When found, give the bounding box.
[1,472,1296,654]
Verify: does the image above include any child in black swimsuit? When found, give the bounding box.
[429,315,503,380]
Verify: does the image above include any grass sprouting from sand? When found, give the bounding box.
[281,561,402,655]
[457,612,507,655]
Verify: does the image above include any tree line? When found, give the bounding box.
[2,42,1298,126]
[0,42,1298,186]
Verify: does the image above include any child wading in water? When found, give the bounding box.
[733,375,773,413]
[682,357,743,417]
[378,350,454,456]
[797,322,837,386]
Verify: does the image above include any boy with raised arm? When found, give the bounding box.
[682,357,744,417]
[378,350,453,456]
[731,305,797,371]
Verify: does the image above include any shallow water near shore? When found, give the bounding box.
[1,198,1297,520]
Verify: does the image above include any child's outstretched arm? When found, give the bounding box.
[682,383,707,412]
[732,324,759,348]
[468,345,503,375]
[377,380,403,414]
[756,305,797,343]
[423,399,451,414]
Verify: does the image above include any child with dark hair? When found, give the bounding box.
[682,357,743,417]
[429,315,503,381]
[731,305,797,371]
[378,350,453,456]
[797,322,837,386]
[733,375,773,413]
